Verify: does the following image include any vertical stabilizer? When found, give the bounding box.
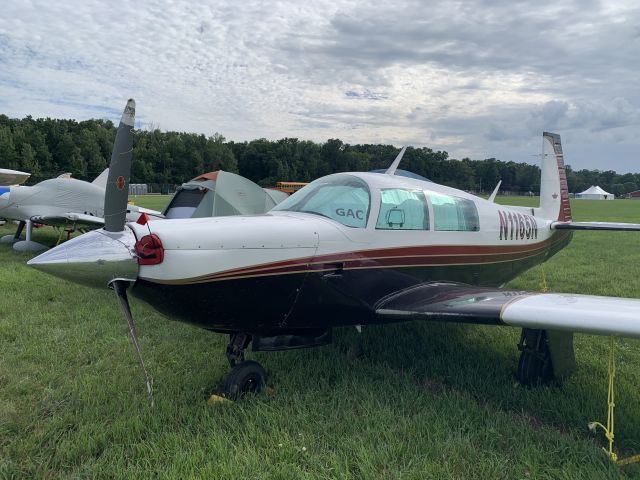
[538,132,571,221]
[92,168,109,189]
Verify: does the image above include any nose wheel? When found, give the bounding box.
[220,333,267,400]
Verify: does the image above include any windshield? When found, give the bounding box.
[272,174,370,228]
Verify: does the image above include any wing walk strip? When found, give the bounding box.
[143,233,571,285]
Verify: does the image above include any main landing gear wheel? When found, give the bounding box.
[516,328,553,386]
[220,333,267,400]
[221,360,266,400]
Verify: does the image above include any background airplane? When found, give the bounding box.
[0,122,161,252]
[28,99,640,403]
[0,168,31,225]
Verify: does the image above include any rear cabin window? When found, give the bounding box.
[430,192,480,231]
[272,174,370,228]
[376,189,429,230]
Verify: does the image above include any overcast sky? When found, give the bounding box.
[1,0,638,171]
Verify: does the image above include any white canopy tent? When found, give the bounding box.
[575,185,614,200]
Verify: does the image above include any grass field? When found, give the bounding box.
[2,196,640,478]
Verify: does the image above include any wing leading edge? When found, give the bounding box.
[375,282,640,339]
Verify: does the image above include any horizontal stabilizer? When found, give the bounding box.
[0,168,30,185]
[552,221,640,231]
[375,282,640,339]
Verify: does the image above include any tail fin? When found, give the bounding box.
[92,168,109,189]
[538,132,571,221]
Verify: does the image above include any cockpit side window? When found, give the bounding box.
[376,189,429,230]
[272,174,370,228]
[429,192,480,231]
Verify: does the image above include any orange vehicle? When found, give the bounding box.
[274,181,308,194]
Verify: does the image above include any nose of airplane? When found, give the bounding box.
[27,228,138,288]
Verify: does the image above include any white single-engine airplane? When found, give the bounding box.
[29,99,640,400]
[0,136,161,253]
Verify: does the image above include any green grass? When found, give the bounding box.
[2,197,640,478]
[128,194,173,212]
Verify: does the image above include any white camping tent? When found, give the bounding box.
[575,185,614,200]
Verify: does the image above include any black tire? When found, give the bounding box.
[220,360,266,400]
[517,350,553,386]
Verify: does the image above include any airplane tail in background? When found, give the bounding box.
[92,168,109,189]
[537,132,571,221]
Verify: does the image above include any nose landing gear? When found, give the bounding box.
[219,333,267,400]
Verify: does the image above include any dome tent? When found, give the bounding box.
[163,170,289,219]
[575,185,614,200]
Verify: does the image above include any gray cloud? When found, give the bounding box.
[0,0,638,171]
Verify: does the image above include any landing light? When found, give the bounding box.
[135,234,164,265]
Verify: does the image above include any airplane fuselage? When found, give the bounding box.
[0,178,104,222]
[125,172,572,334]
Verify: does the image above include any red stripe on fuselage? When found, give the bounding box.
[144,234,567,285]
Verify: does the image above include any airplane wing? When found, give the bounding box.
[375,282,640,339]
[31,213,105,229]
[31,207,163,230]
[126,205,164,221]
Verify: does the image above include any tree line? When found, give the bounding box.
[1,114,638,196]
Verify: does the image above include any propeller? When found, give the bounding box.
[105,99,154,404]
[111,279,154,406]
[104,99,135,232]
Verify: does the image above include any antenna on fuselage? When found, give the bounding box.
[488,180,502,203]
[385,146,407,176]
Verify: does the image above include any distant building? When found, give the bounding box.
[629,190,640,199]
[129,183,148,195]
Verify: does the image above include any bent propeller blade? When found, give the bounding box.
[104,99,135,233]
[111,279,154,407]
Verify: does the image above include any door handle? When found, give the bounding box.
[322,262,344,279]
